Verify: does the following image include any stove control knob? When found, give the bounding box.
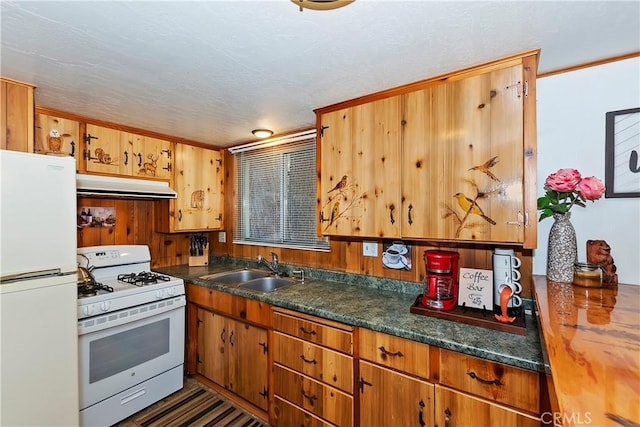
[82,305,94,316]
[167,287,175,296]
[155,290,163,299]
[100,301,110,312]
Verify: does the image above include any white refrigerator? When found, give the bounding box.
[0,150,79,426]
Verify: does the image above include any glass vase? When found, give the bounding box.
[547,212,577,282]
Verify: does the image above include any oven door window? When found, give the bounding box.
[90,319,169,383]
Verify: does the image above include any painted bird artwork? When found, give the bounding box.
[454,192,496,225]
[328,175,348,193]
[329,201,340,225]
[468,156,500,181]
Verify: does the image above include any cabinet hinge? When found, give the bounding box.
[358,377,373,393]
[320,125,329,137]
[259,341,268,354]
[161,149,172,159]
[505,81,524,98]
[523,80,529,97]
[83,133,98,144]
[259,387,268,398]
[163,162,172,172]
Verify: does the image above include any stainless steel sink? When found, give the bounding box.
[238,276,297,293]
[199,269,270,286]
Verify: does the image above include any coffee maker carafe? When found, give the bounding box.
[421,250,460,311]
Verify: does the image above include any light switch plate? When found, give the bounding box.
[363,241,378,257]
[218,231,226,243]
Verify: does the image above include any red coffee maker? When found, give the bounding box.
[421,250,460,311]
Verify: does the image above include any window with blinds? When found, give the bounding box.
[232,132,330,251]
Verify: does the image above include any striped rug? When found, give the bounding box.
[117,379,267,427]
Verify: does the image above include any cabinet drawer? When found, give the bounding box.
[439,349,539,413]
[273,332,354,393]
[273,396,333,427]
[274,365,353,426]
[187,284,270,326]
[273,310,353,354]
[359,328,430,379]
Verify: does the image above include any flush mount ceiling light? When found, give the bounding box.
[252,129,274,139]
[292,0,355,12]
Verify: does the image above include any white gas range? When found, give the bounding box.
[76,245,185,427]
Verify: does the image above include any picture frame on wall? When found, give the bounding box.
[605,107,640,198]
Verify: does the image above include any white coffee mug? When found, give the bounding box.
[493,250,521,270]
[497,282,522,307]
[494,267,521,283]
[385,248,400,264]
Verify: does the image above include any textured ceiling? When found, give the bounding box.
[1,1,639,148]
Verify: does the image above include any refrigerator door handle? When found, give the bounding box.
[1,268,63,283]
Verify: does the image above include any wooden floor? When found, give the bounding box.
[116,378,267,427]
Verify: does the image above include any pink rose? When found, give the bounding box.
[578,176,605,201]
[545,168,582,192]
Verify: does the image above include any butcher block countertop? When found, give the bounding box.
[533,276,640,426]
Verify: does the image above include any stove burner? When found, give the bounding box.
[78,282,114,297]
[117,272,171,287]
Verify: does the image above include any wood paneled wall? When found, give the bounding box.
[77,149,533,298]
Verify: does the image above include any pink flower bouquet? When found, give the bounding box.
[537,168,605,221]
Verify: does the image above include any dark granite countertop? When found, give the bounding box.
[157,260,546,373]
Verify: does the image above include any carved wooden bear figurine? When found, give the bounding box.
[586,240,618,286]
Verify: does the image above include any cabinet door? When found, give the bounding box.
[174,144,222,231]
[435,386,539,427]
[135,136,172,180]
[402,64,524,243]
[318,96,402,238]
[85,124,131,175]
[196,308,227,388]
[34,113,80,167]
[227,319,268,411]
[359,360,434,427]
[1,79,34,153]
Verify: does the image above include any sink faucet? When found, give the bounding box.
[257,252,279,276]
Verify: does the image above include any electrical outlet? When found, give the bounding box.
[218,231,226,243]
[363,241,378,257]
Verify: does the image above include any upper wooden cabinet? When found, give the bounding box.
[402,64,524,243]
[316,51,538,247]
[156,144,223,232]
[1,78,34,153]
[319,96,402,238]
[34,111,80,170]
[84,124,172,180]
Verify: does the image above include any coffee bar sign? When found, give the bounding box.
[605,107,640,198]
[457,268,493,310]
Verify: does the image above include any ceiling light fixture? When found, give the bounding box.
[292,0,355,12]
[252,129,274,139]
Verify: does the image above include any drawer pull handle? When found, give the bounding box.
[300,355,318,365]
[379,346,404,358]
[299,327,316,336]
[467,371,504,386]
[418,399,426,427]
[220,328,226,343]
[229,330,235,347]
[301,389,317,406]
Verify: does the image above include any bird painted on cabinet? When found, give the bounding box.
[328,175,348,193]
[329,201,340,225]
[468,156,500,181]
[454,192,496,225]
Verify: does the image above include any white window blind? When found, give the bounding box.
[233,133,329,251]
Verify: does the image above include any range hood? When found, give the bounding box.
[76,174,177,199]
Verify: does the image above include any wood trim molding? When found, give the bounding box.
[538,51,640,79]
[0,76,36,89]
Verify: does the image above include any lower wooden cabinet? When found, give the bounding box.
[359,360,435,427]
[273,396,333,427]
[435,385,540,427]
[196,307,268,411]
